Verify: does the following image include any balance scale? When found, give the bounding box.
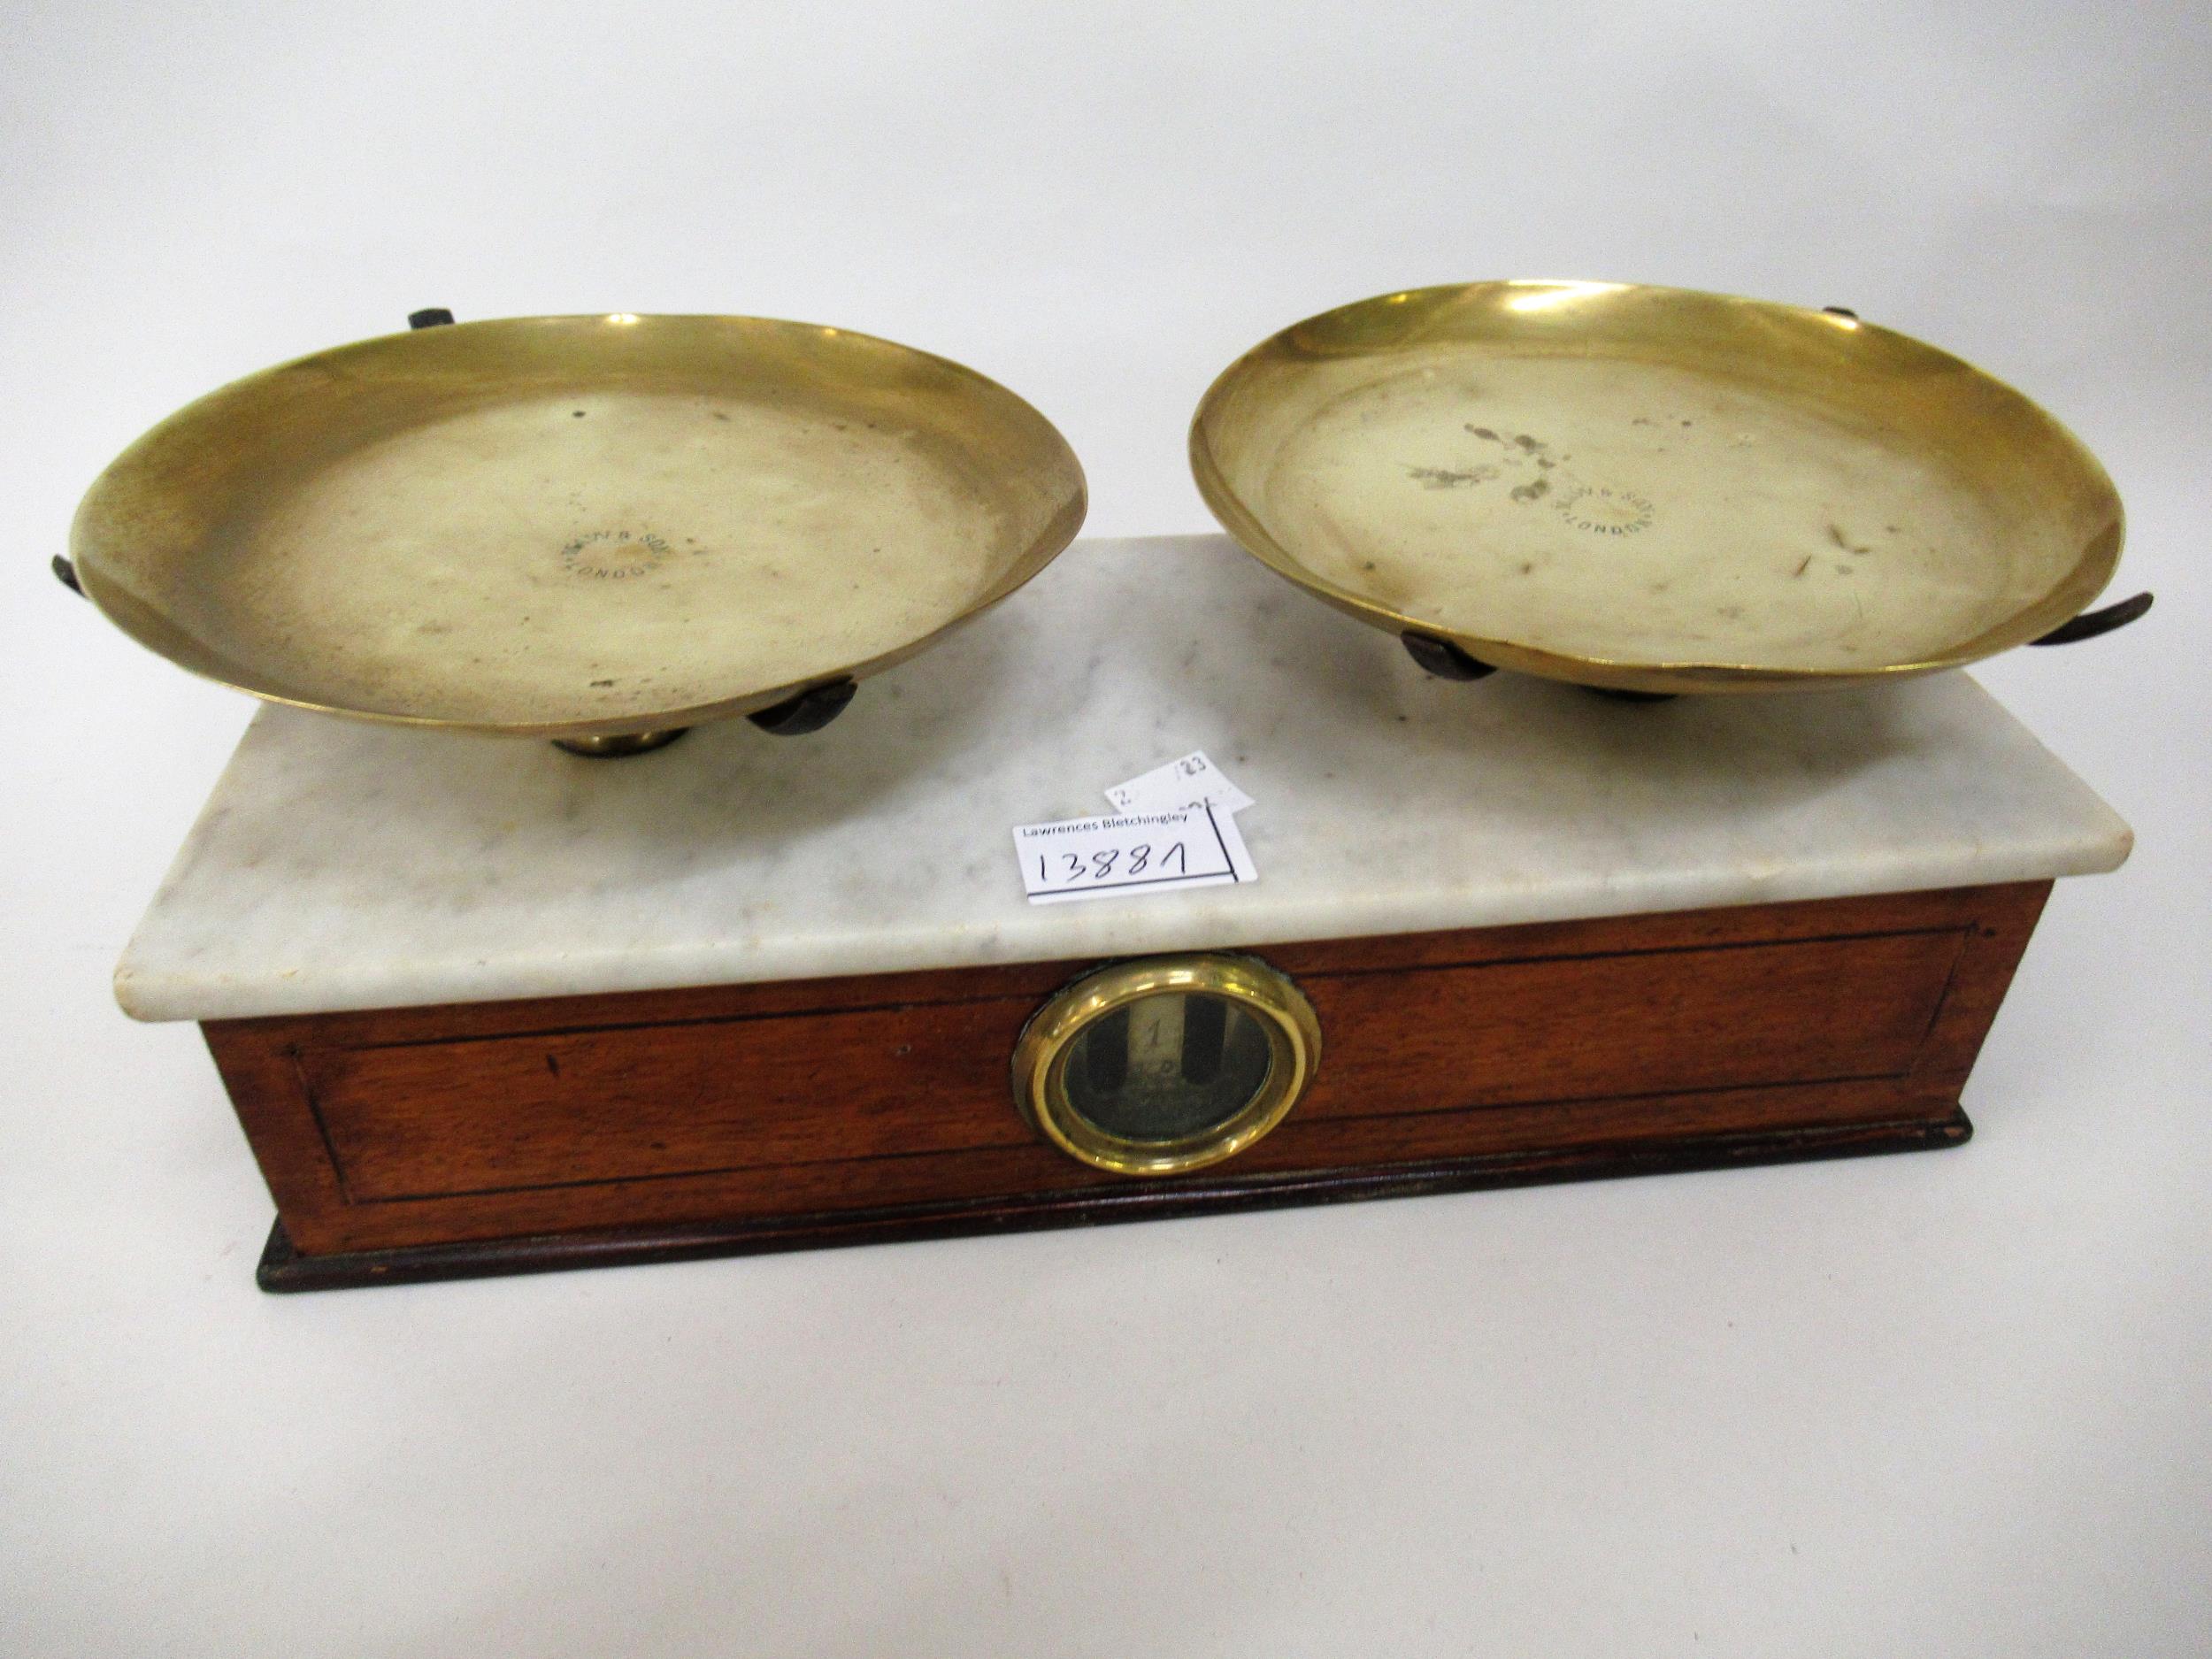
[115,534,2131,1290]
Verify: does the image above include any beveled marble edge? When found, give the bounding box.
[114,534,2133,1024]
[119,835,2127,1024]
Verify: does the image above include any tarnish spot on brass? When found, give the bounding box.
[1405,465,1496,489]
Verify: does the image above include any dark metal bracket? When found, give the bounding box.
[1403,631,1676,702]
[1402,631,1496,680]
[408,308,456,329]
[747,678,857,735]
[52,554,82,595]
[2031,591,2153,646]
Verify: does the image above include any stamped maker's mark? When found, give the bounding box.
[562,529,671,580]
[1555,486,1654,536]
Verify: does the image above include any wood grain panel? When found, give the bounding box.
[258,1110,1973,1290]
[273,1078,1950,1257]
[1293,928,1961,1121]
[306,995,1041,1199]
[301,921,1962,1204]
[197,883,2054,1277]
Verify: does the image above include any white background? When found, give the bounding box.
[3,3,2207,1653]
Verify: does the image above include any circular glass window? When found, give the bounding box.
[1060,992,1277,1142]
[1014,955,1321,1175]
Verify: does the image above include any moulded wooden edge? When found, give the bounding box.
[256,1105,1971,1292]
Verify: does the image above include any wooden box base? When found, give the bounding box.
[253,1111,1971,1291]
[206,882,2047,1291]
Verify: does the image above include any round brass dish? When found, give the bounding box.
[69,313,1087,740]
[1013,955,1321,1176]
[1190,281,2131,695]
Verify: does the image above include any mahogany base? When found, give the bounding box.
[204,881,2049,1293]
[256,1108,1970,1291]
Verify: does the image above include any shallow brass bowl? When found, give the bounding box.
[1190,280,2126,694]
[71,314,1087,738]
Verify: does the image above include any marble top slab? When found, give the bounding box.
[116,534,2131,1022]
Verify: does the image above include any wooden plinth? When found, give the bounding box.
[204,881,2048,1291]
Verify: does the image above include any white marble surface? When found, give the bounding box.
[115,534,2131,1022]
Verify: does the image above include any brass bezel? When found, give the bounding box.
[1012,954,1321,1176]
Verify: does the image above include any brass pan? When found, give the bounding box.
[1190,281,2145,695]
[66,312,1086,749]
